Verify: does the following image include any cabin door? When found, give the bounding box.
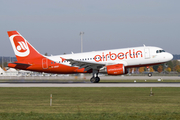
[144,48,150,59]
[42,58,48,69]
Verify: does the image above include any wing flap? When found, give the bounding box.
[65,58,105,72]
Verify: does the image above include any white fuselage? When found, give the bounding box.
[47,46,173,68]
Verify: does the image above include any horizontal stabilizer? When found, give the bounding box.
[13,63,32,66]
[8,63,31,69]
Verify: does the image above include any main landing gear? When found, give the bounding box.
[90,76,100,83]
[90,69,100,83]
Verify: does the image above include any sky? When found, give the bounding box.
[0,0,180,57]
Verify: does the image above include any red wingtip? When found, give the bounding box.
[7,31,19,37]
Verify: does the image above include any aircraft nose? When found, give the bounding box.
[167,53,173,61]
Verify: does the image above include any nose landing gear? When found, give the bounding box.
[148,73,152,77]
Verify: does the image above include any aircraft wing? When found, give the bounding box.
[65,58,105,72]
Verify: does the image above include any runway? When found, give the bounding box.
[0,83,180,87]
[0,76,180,87]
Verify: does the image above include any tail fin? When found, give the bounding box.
[7,31,42,61]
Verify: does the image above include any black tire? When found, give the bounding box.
[148,73,152,77]
[90,77,100,83]
[95,77,100,83]
[90,77,96,83]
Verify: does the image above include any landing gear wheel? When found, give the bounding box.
[148,73,152,77]
[90,77,100,83]
[95,77,100,83]
[90,77,96,83]
[91,69,100,83]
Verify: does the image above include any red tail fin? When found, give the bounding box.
[7,31,42,62]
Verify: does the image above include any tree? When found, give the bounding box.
[153,64,162,71]
[129,68,137,74]
[139,67,145,73]
[172,60,180,71]
[174,65,180,73]
[157,65,163,73]
[165,67,171,73]
[149,66,154,72]
[166,61,173,71]
[177,68,180,73]
[44,53,48,56]
[153,65,158,71]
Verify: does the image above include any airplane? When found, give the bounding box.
[7,31,173,83]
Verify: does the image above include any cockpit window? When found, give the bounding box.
[156,50,165,53]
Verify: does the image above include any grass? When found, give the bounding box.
[0,87,180,119]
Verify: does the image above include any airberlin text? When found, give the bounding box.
[94,49,143,62]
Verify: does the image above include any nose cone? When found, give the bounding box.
[167,53,173,61]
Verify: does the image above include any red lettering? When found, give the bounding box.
[118,52,124,60]
[125,51,129,59]
[129,50,133,58]
[94,55,102,62]
[136,51,143,58]
[105,53,109,61]
[109,52,117,60]
[133,49,135,58]
[93,49,143,62]
[102,52,104,61]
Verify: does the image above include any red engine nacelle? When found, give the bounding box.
[106,64,127,75]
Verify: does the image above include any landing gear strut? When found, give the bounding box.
[90,70,100,83]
